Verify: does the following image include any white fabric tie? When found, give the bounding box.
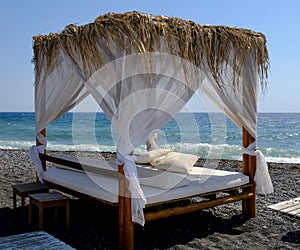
[117,151,147,226]
[242,141,274,194]
[29,145,46,183]
[36,132,47,145]
[242,141,256,156]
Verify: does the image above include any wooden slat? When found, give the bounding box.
[145,192,254,221]
[271,202,297,210]
[43,180,118,208]
[290,208,300,216]
[268,198,300,217]
[281,203,300,213]
[146,183,253,208]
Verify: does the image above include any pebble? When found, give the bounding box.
[0,149,299,249]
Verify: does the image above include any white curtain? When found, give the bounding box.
[85,52,197,225]
[197,51,273,195]
[31,37,273,226]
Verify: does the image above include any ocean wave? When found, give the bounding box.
[0,140,35,149]
[1,140,299,164]
[47,143,117,152]
[264,157,300,164]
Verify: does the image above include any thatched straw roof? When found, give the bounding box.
[33,11,269,87]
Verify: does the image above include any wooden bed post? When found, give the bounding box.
[242,127,256,217]
[35,128,46,182]
[118,164,134,250]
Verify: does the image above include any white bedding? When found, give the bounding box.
[43,155,249,205]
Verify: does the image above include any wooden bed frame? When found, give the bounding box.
[36,128,256,250]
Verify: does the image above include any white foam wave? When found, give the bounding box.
[0,140,35,149]
[1,140,299,164]
[47,143,117,152]
[265,157,300,164]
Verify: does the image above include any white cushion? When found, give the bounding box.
[135,149,172,164]
[150,152,199,173]
[53,154,189,190]
[136,165,190,189]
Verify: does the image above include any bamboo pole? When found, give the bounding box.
[118,164,134,250]
[145,192,254,221]
[248,134,257,183]
[124,178,134,250]
[247,132,256,218]
[242,127,249,176]
[118,164,125,249]
[242,127,249,215]
[242,127,256,217]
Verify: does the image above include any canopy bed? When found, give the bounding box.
[29,11,273,249]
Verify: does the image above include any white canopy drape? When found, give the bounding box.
[30,12,273,226]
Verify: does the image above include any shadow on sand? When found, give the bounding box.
[1,200,299,249]
[0,200,252,250]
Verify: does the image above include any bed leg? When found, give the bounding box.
[118,164,134,250]
[242,128,257,218]
[124,190,134,250]
[119,197,125,249]
[242,183,256,218]
[119,165,125,249]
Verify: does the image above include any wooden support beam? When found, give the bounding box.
[242,127,249,176]
[248,135,257,183]
[118,164,134,250]
[118,164,125,249]
[242,127,256,218]
[40,153,119,179]
[124,179,134,250]
[145,192,254,221]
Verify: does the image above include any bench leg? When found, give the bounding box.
[66,201,70,229]
[13,192,16,210]
[29,202,32,225]
[13,191,17,220]
[39,206,44,230]
[54,207,58,224]
[20,197,25,219]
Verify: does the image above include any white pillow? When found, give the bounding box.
[135,149,172,164]
[150,152,199,174]
[136,165,190,189]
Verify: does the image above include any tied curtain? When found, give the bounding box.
[31,37,273,226]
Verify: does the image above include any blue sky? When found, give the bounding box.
[0,0,299,112]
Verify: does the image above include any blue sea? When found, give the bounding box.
[0,112,299,163]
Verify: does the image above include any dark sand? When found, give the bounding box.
[0,149,299,249]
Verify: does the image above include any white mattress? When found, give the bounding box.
[43,160,249,205]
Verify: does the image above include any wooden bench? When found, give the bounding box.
[12,182,49,219]
[29,192,70,229]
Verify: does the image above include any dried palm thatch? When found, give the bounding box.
[33,11,269,88]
